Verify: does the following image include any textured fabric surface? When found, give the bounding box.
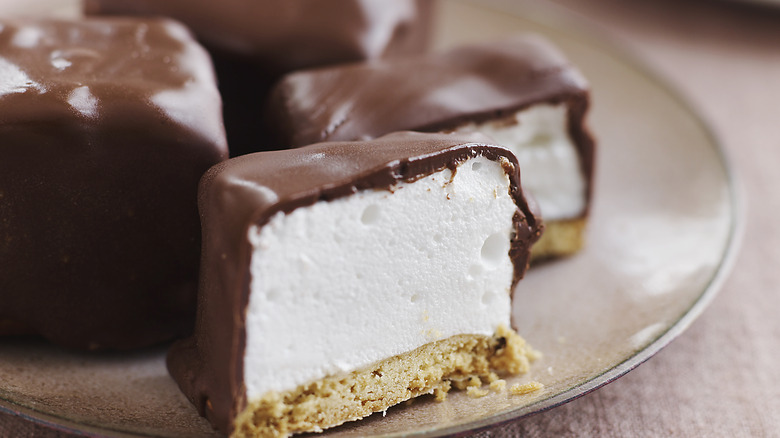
[0,412,73,438]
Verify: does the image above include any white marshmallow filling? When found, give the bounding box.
[244,155,518,400]
[454,104,587,221]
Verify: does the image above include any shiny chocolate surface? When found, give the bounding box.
[265,35,595,203]
[0,18,228,350]
[85,0,434,74]
[85,0,436,156]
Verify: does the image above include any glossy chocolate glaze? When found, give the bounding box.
[85,0,436,157]
[0,18,228,350]
[166,131,542,435]
[265,35,595,206]
[85,0,434,74]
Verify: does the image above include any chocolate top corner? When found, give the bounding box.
[0,17,226,148]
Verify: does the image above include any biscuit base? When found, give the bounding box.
[232,325,537,438]
[529,217,587,262]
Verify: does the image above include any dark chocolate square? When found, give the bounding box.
[0,18,227,349]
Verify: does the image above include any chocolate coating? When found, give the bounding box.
[265,35,595,204]
[0,18,228,350]
[85,0,435,74]
[167,131,542,435]
[85,0,436,157]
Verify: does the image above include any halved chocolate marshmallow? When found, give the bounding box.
[167,132,541,437]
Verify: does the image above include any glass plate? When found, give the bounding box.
[0,0,740,436]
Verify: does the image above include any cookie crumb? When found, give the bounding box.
[466,386,489,398]
[489,379,506,393]
[510,381,544,395]
[433,381,451,402]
